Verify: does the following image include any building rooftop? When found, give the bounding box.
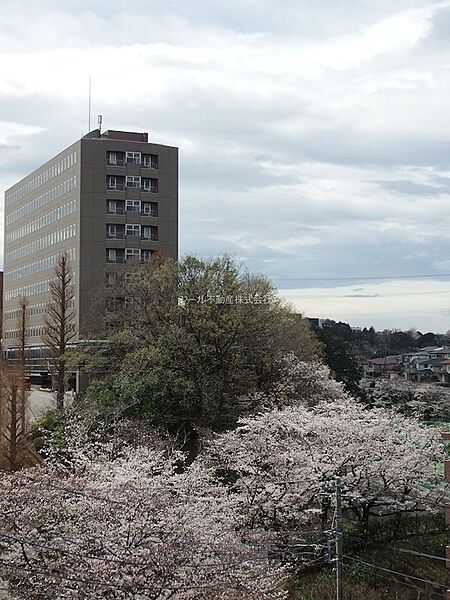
[82,129,149,143]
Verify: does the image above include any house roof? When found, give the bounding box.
[369,356,401,366]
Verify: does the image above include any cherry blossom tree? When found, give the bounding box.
[243,354,347,412]
[206,398,445,538]
[0,431,286,600]
[362,378,450,421]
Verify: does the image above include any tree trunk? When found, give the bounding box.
[9,384,18,471]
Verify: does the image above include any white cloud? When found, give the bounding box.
[1,1,450,331]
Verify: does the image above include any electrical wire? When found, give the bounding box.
[8,473,332,522]
[345,533,447,563]
[279,289,450,300]
[0,524,327,556]
[0,557,278,595]
[14,472,236,510]
[0,532,279,570]
[343,555,447,591]
[0,527,276,555]
[273,273,450,282]
[343,562,445,599]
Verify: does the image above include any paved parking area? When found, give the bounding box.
[28,387,74,421]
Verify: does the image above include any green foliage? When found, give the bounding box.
[316,327,361,395]
[87,369,197,429]
[30,409,68,459]
[288,515,448,600]
[84,256,321,430]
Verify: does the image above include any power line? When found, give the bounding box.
[308,308,450,317]
[345,533,447,563]
[0,557,278,595]
[0,532,278,568]
[0,527,277,554]
[0,525,325,556]
[343,562,445,599]
[15,473,234,511]
[289,289,450,299]
[343,555,447,591]
[273,273,450,282]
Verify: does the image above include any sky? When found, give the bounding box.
[1,0,450,333]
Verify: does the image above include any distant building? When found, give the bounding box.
[402,347,450,383]
[306,317,325,330]
[444,431,450,600]
[0,271,3,338]
[360,356,402,379]
[3,129,178,381]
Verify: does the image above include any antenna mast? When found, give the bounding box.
[88,75,92,133]
[98,114,103,134]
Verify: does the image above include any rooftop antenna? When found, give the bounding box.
[88,75,92,133]
[98,114,103,134]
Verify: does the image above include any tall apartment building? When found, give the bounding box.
[3,129,178,377]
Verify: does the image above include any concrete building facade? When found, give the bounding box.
[3,129,178,377]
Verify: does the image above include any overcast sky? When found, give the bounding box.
[1,0,450,332]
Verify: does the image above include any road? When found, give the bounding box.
[28,387,75,421]
[28,387,55,420]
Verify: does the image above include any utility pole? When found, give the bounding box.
[334,477,343,600]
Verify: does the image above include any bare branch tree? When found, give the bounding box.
[18,296,28,435]
[0,296,37,471]
[43,252,76,412]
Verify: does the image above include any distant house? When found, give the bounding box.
[439,359,450,384]
[361,346,450,383]
[402,347,450,382]
[361,356,402,379]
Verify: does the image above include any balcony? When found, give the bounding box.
[141,250,155,263]
[142,154,158,169]
[107,182,125,191]
[107,200,125,215]
[107,152,125,166]
[142,178,158,194]
[106,249,125,263]
[142,202,158,217]
[142,234,158,242]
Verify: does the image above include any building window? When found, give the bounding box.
[106,272,117,286]
[107,297,124,311]
[107,224,117,238]
[108,176,117,189]
[142,178,158,193]
[126,176,141,188]
[106,200,123,215]
[107,151,125,166]
[142,202,158,217]
[106,249,124,263]
[126,152,141,164]
[143,154,158,169]
[126,224,141,237]
[126,199,141,213]
[106,248,117,263]
[125,248,140,261]
[141,249,154,263]
[142,226,158,241]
